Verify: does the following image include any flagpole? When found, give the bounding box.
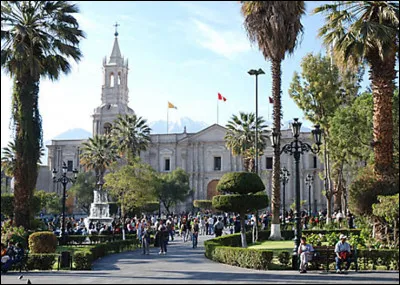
[217,98,219,125]
[167,104,169,134]
[267,101,270,123]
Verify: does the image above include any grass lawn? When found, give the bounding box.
[248,240,293,250]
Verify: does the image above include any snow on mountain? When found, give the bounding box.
[149,117,209,134]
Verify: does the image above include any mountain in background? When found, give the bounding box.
[52,128,92,140]
[149,116,209,134]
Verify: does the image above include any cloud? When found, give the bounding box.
[192,19,251,59]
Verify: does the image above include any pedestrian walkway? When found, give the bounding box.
[1,233,399,284]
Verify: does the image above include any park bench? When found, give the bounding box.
[309,245,358,272]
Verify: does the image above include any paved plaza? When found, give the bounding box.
[1,234,399,284]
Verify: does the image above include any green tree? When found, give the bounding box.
[80,135,119,179]
[104,158,159,219]
[111,114,151,163]
[225,112,268,172]
[156,168,192,215]
[241,1,306,240]
[193,200,213,212]
[212,172,268,247]
[372,193,399,247]
[34,190,62,215]
[1,1,84,228]
[289,53,362,221]
[314,1,399,180]
[69,172,96,215]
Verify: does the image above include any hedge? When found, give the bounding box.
[26,253,59,270]
[73,239,139,270]
[58,234,138,245]
[302,229,361,236]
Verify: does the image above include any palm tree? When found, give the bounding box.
[241,1,306,239]
[111,114,151,163]
[1,1,84,228]
[314,1,399,180]
[80,135,119,180]
[225,112,268,172]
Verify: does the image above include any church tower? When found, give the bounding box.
[92,24,134,136]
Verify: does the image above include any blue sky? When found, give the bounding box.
[1,1,375,150]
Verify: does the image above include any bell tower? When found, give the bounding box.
[92,23,134,136]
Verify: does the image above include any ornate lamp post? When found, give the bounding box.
[248,68,265,174]
[52,162,78,245]
[271,118,322,269]
[305,173,314,217]
[280,167,290,227]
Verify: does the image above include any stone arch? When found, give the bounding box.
[207,179,219,200]
[103,122,112,134]
[117,72,122,85]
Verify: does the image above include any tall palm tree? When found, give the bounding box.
[314,1,399,180]
[1,1,84,228]
[225,112,268,172]
[80,135,119,180]
[111,114,151,163]
[241,1,306,239]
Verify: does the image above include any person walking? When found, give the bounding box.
[192,219,199,249]
[158,220,168,255]
[214,217,224,237]
[141,223,151,255]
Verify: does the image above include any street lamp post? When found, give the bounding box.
[280,167,290,227]
[305,173,314,217]
[52,162,78,245]
[271,118,322,270]
[248,68,265,175]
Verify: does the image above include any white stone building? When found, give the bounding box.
[39,32,326,213]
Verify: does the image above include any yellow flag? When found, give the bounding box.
[168,101,177,109]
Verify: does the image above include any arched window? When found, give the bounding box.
[118,72,122,85]
[104,122,112,135]
[110,73,114,87]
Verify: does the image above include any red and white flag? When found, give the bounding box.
[218,93,227,102]
[269,96,274,104]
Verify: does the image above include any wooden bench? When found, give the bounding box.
[309,245,358,272]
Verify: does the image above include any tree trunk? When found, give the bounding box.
[270,59,282,240]
[240,211,247,248]
[13,76,41,229]
[322,134,333,224]
[367,48,396,180]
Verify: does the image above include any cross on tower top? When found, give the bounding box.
[114,22,120,37]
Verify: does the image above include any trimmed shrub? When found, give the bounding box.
[74,250,93,270]
[193,200,212,210]
[278,251,291,266]
[210,246,273,270]
[216,172,265,194]
[29,231,57,253]
[212,192,269,214]
[72,238,139,270]
[27,253,58,270]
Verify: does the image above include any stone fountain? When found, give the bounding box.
[84,178,113,230]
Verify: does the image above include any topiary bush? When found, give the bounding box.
[193,200,212,210]
[216,172,265,195]
[28,231,57,253]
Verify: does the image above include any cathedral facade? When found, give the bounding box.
[41,33,326,213]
